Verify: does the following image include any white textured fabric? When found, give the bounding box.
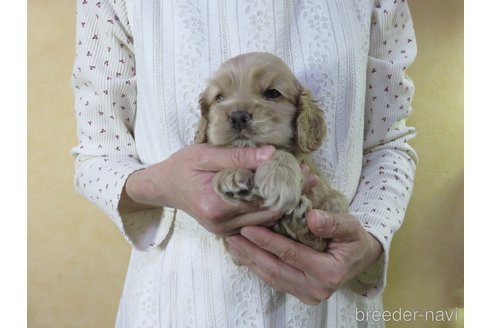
[71,0,418,327]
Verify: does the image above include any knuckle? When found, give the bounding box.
[229,147,246,168]
[199,209,226,234]
[327,273,345,289]
[300,295,320,306]
[195,149,210,168]
[312,287,333,303]
[278,247,298,265]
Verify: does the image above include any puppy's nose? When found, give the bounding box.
[229,111,252,130]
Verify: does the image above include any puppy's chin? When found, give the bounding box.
[207,118,296,149]
[208,124,259,148]
[231,138,257,148]
[209,133,258,148]
[208,127,295,150]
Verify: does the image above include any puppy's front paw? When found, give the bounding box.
[213,168,255,205]
[254,152,303,213]
[291,194,312,220]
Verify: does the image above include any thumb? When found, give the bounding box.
[307,210,360,241]
[197,145,276,171]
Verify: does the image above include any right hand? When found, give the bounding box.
[122,144,283,235]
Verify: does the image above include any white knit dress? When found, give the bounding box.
[71,0,417,327]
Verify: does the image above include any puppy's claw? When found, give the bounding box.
[272,195,326,251]
[291,195,312,219]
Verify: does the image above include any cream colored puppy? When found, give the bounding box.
[195,52,347,251]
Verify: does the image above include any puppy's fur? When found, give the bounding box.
[195,52,348,251]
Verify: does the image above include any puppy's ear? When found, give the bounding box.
[295,87,326,153]
[194,90,209,143]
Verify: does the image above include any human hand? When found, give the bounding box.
[122,144,287,234]
[225,210,383,305]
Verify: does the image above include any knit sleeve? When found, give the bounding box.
[347,0,418,297]
[71,0,174,251]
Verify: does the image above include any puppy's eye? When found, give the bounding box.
[216,94,225,103]
[264,89,282,100]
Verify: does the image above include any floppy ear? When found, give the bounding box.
[194,90,210,143]
[295,88,327,153]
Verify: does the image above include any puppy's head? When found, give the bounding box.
[195,52,326,153]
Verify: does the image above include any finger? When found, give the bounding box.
[306,210,362,241]
[302,174,319,194]
[300,165,319,193]
[239,226,330,276]
[220,199,262,217]
[222,210,282,233]
[197,145,276,171]
[226,235,320,304]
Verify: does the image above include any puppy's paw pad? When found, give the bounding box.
[214,168,255,202]
[232,170,254,195]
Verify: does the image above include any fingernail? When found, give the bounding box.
[256,145,276,161]
[315,210,327,230]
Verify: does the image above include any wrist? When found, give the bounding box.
[120,167,162,211]
[126,168,156,202]
[365,232,383,265]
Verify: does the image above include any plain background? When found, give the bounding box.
[28,0,464,327]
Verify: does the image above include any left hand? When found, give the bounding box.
[225,210,383,305]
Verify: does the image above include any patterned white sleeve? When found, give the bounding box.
[71,0,174,251]
[348,0,418,297]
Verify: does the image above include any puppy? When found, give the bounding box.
[195,52,348,251]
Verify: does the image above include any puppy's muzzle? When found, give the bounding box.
[229,111,252,130]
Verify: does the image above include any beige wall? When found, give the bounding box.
[27,1,463,327]
[383,1,464,327]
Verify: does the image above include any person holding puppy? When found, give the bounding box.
[72,0,417,327]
